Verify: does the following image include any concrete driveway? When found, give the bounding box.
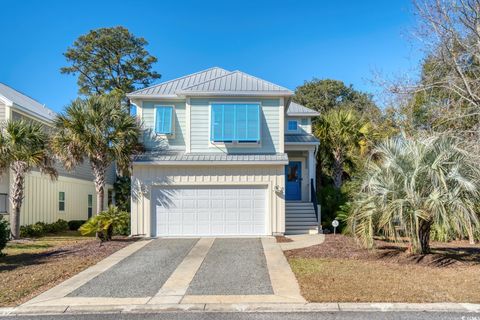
[21,237,304,311]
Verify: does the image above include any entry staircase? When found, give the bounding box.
[285,201,319,235]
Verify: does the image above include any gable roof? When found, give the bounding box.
[127,67,293,98]
[286,101,320,117]
[0,82,56,121]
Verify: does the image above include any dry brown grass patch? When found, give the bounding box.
[0,232,134,307]
[287,234,480,303]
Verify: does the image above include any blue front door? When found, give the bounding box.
[285,161,302,200]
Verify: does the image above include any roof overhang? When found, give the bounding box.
[177,91,293,97]
[285,141,320,145]
[133,160,288,166]
[127,94,183,100]
[0,94,13,107]
[12,103,54,124]
[287,112,320,117]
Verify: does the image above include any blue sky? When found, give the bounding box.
[1,0,422,113]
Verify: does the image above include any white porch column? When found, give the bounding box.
[308,149,316,201]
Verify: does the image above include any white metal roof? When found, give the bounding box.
[128,67,230,97]
[0,82,56,121]
[285,134,319,145]
[127,67,293,98]
[134,151,289,165]
[287,101,320,116]
[177,70,292,96]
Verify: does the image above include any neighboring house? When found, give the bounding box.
[0,83,115,225]
[127,67,320,237]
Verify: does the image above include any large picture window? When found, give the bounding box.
[211,104,260,143]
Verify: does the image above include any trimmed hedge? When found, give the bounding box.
[68,220,86,231]
[20,219,69,238]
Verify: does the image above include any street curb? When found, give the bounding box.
[2,302,480,316]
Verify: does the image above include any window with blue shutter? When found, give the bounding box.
[211,103,260,143]
[155,106,173,134]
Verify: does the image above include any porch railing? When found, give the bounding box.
[310,178,319,223]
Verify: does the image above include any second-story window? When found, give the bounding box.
[155,106,174,134]
[287,120,298,131]
[211,104,260,143]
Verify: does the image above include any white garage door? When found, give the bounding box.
[153,185,267,236]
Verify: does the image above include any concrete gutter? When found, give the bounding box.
[2,302,480,316]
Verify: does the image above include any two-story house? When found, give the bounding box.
[127,67,320,237]
[0,83,115,225]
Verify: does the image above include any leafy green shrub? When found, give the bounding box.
[19,219,70,238]
[20,222,46,237]
[54,219,68,232]
[80,206,130,241]
[0,217,9,256]
[68,220,86,231]
[114,176,131,212]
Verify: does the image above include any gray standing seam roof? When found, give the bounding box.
[285,134,320,144]
[127,67,293,97]
[177,70,292,95]
[134,151,289,163]
[128,67,230,97]
[0,82,56,121]
[287,101,320,116]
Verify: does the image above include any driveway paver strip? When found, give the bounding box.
[186,238,273,295]
[68,239,198,298]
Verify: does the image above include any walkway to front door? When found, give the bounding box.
[285,161,302,200]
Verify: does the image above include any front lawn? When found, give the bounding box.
[286,234,480,303]
[0,232,134,307]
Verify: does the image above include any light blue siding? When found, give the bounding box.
[190,98,280,154]
[285,116,311,135]
[141,101,186,150]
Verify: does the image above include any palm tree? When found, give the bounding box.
[348,134,480,254]
[314,108,371,189]
[52,95,141,214]
[0,121,57,239]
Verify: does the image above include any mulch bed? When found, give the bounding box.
[275,236,294,243]
[0,236,135,307]
[285,234,480,268]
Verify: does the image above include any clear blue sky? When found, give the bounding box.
[1,0,422,113]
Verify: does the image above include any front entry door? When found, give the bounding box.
[285,161,302,200]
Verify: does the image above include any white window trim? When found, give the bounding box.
[153,104,176,138]
[58,191,66,212]
[208,102,262,148]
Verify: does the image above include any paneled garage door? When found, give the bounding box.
[153,186,267,236]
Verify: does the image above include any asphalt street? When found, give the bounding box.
[0,312,477,320]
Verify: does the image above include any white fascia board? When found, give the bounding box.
[286,112,320,117]
[176,91,293,97]
[126,94,182,100]
[12,103,54,125]
[0,94,13,107]
[133,160,289,166]
[285,141,320,145]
